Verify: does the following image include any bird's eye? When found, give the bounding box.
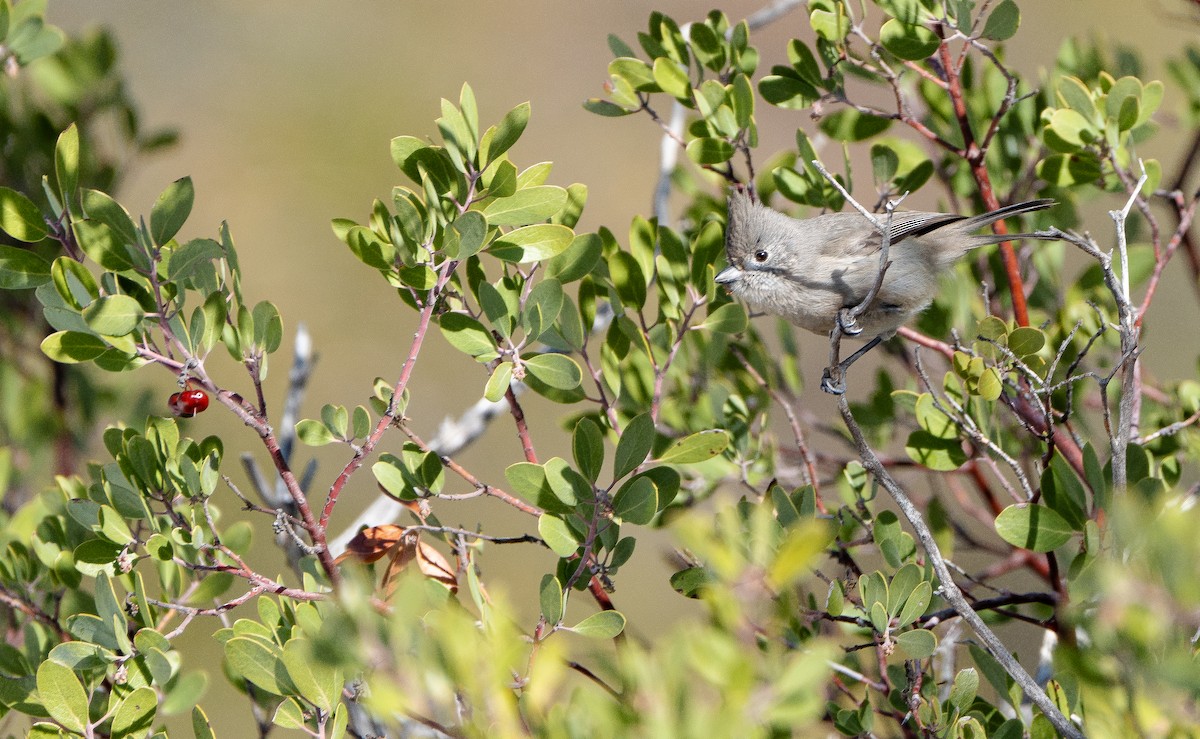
[753,249,768,263]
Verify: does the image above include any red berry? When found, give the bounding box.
[168,388,210,417]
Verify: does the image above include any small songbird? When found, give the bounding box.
[715,189,1056,393]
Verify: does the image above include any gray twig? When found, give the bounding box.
[837,395,1082,739]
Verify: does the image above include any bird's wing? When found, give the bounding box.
[886,211,965,243]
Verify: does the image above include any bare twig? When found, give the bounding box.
[837,395,1082,739]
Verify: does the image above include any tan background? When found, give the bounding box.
[42,1,1200,734]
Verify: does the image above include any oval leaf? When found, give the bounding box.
[994,504,1073,552]
[895,628,938,659]
[612,475,657,525]
[490,223,574,263]
[613,413,654,480]
[483,185,567,226]
[0,186,48,242]
[567,610,626,639]
[36,661,88,733]
[523,353,582,390]
[82,294,144,337]
[439,312,497,360]
[656,429,729,464]
[150,177,194,246]
[538,515,580,558]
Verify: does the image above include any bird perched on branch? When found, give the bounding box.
[715,189,1056,393]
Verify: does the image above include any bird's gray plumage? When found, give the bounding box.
[716,191,1055,340]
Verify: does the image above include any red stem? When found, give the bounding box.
[937,42,1030,327]
[319,261,458,532]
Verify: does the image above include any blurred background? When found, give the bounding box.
[37,1,1200,733]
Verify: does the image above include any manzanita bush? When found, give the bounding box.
[0,1,1198,737]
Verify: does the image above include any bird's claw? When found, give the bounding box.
[820,368,847,395]
[837,308,863,336]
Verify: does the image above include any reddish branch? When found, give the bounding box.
[936,41,1031,328]
[319,260,459,532]
[505,384,539,464]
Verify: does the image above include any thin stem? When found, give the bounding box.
[837,395,1082,739]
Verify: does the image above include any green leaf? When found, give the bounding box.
[572,418,605,484]
[111,686,157,738]
[150,177,194,245]
[490,223,574,263]
[976,367,1003,401]
[685,137,735,165]
[612,475,657,524]
[41,330,108,363]
[1008,326,1046,357]
[896,581,932,628]
[700,302,747,333]
[819,109,893,142]
[609,57,657,91]
[484,361,513,402]
[83,294,144,337]
[252,300,283,353]
[296,419,337,446]
[0,244,51,288]
[0,186,48,242]
[523,353,582,390]
[994,504,1074,552]
[538,515,580,558]
[1036,153,1102,186]
[566,610,626,639]
[1057,76,1097,121]
[36,661,88,733]
[523,278,565,343]
[483,101,531,165]
[503,462,564,513]
[168,238,224,282]
[613,412,655,480]
[192,706,216,739]
[880,18,940,60]
[439,312,497,360]
[539,573,564,624]
[583,98,634,117]
[282,639,341,712]
[447,211,488,259]
[949,668,980,714]
[542,457,584,508]
[876,0,927,23]
[272,698,306,730]
[608,250,647,309]
[224,636,292,696]
[545,233,603,284]
[870,143,900,183]
[981,0,1020,41]
[758,74,820,110]
[914,393,957,439]
[483,185,567,226]
[656,429,729,464]
[652,57,691,99]
[55,125,80,210]
[905,430,968,471]
[373,454,413,500]
[809,7,850,41]
[895,628,937,659]
[1046,108,1093,150]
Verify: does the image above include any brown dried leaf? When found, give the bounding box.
[373,531,459,598]
[416,539,459,592]
[334,524,406,565]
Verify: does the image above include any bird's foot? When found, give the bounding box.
[837,308,863,336]
[820,367,847,395]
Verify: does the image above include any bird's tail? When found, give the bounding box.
[960,198,1058,247]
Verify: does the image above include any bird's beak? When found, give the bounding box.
[715,265,741,285]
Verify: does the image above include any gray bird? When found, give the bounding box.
[715,190,1056,393]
